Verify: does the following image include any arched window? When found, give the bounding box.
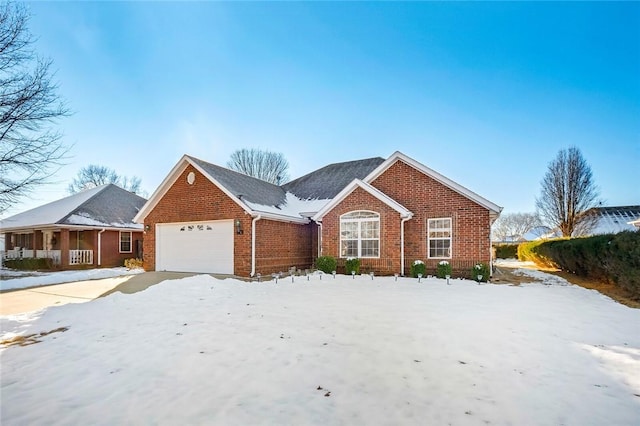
[340,211,380,258]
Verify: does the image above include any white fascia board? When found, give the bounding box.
[133,155,254,223]
[312,179,413,222]
[250,210,310,225]
[365,151,503,215]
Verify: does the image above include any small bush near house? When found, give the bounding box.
[315,256,337,274]
[124,258,144,269]
[494,244,520,259]
[410,260,426,278]
[3,258,53,270]
[436,260,452,279]
[471,262,490,282]
[345,257,360,275]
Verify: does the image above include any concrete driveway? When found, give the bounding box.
[0,272,230,316]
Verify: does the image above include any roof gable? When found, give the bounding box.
[0,185,146,231]
[312,179,412,221]
[283,157,385,200]
[365,151,502,216]
[189,157,286,207]
[61,184,147,228]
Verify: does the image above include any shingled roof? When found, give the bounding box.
[282,157,386,200]
[1,184,146,231]
[189,156,287,207]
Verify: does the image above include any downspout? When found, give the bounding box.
[97,228,106,266]
[250,215,262,277]
[317,221,323,258]
[400,216,411,276]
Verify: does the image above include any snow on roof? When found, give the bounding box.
[576,206,640,236]
[0,184,146,231]
[0,186,107,230]
[242,192,330,220]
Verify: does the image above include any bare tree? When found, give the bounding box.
[492,212,542,241]
[536,147,600,237]
[0,2,70,213]
[68,164,142,194]
[227,148,290,185]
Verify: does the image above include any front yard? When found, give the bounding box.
[1,270,639,425]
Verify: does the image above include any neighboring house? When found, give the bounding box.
[573,206,640,236]
[135,151,502,277]
[1,184,146,269]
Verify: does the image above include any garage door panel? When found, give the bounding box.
[156,220,233,274]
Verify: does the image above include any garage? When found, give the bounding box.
[156,220,234,274]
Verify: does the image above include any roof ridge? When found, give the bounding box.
[187,155,283,189]
[57,184,112,224]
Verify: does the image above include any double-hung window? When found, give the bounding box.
[427,218,452,259]
[120,231,132,253]
[340,211,380,258]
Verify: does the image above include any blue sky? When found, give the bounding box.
[4,1,639,218]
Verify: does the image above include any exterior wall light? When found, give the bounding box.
[145,224,150,231]
[235,219,243,235]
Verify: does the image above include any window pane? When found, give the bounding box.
[360,220,379,238]
[342,211,379,219]
[341,240,358,257]
[340,222,358,239]
[361,240,379,257]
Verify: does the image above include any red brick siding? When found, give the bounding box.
[254,220,313,276]
[320,187,402,275]
[142,164,312,277]
[99,230,143,267]
[143,165,250,275]
[370,160,491,275]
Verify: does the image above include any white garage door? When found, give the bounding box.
[156,220,234,274]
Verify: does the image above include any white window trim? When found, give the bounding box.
[119,231,133,253]
[339,210,380,258]
[427,217,452,259]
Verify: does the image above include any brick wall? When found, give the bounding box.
[320,186,403,275]
[254,220,313,276]
[142,164,312,277]
[370,159,492,276]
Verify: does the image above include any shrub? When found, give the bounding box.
[494,244,519,259]
[3,257,53,270]
[345,257,360,275]
[522,232,640,299]
[410,259,426,277]
[315,256,337,274]
[124,258,144,269]
[436,260,452,279]
[471,262,490,282]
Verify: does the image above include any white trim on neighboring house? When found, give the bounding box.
[312,179,413,222]
[628,218,640,230]
[119,231,133,253]
[364,151,502,220]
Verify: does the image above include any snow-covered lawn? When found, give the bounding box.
[1,272,639,425]
[0,267,143,291]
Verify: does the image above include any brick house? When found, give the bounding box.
[135,152,501,277]
[1,184,145,269]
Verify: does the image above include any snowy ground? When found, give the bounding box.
[0,267,143,291]
[1,271,639,425]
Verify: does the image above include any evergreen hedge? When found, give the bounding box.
[3,257,53,270]
[494,244,520,259]
[518,232,640,298]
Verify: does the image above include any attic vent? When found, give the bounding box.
[187,172,195,185]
